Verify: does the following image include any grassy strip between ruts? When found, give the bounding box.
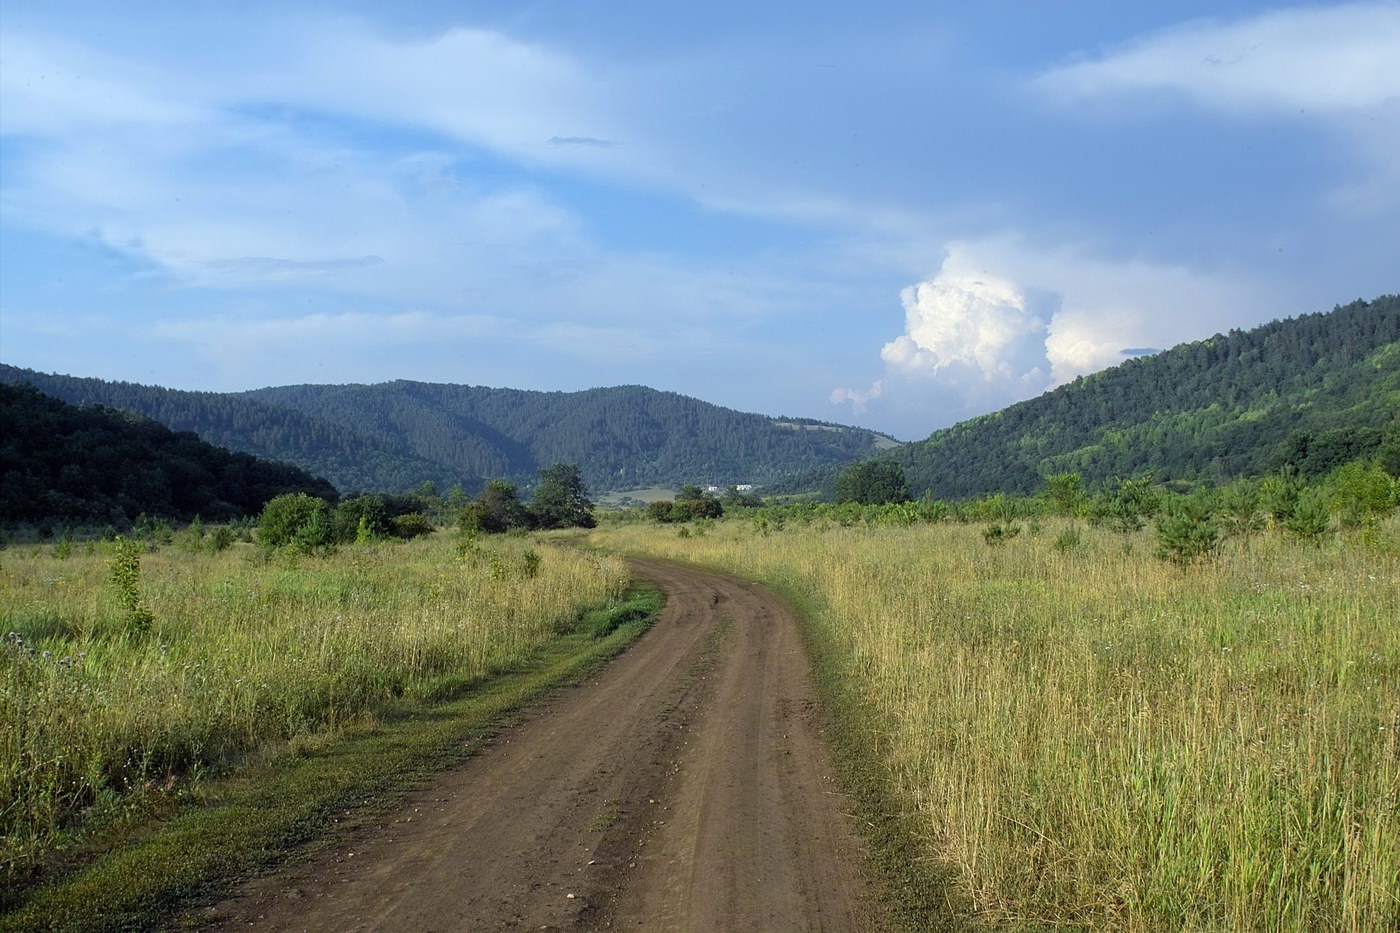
[1,582,664,933]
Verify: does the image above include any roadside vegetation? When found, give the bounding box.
[1,525,630,898]
[592,468,1399,931]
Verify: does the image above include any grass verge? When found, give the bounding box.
[711,569,964,933]
[0,582,664,933]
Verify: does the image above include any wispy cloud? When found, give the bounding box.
[1034,2,1400,112]
[548,136,617,148]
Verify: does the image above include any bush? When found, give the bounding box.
[391,513,436,539]
[258,493,332,552]
[1154,492,1221,566]
[1326,460,1397,529]
[982,522,1022,545]
[835,460,910,505]
[1218,479,1265,540]
[1052,525,1083,553]
[1284,487,1334,544]
[108,537,154,634]
[1091,476,1159,534]
[332,495,390,543]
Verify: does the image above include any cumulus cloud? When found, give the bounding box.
[836,236,1276,430]
[879,255,1050,381]
[1035,2,1400,112]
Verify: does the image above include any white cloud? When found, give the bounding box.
[837,235,1277,429]
[830,381,883,414]
[0,32,206,134]
[0,20,817,341]
[1035,2,1400,112]
[879,254,1048,381]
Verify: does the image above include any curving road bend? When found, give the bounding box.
[209,558,890,932]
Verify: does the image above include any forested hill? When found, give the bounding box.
[797,295,1400,499]
[0,366,898,494]
[0,384,337,527]
[0,366,452,494]
[238,382,896,492]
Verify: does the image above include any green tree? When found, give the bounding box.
[670,485,723,522]
[412,480,445,518]
[391,513,436,539]
[108,537,154,634]
[1041,472,1086,517]
[1260,468,1301,528]
[332,495,390,543]
[1284,487,1334,544]
[722,486,763,508]
[445,483,469,513]
[1154,491,1221,566]
[529,463,596,530]
[463,480,528,533]
[1326,459,1398,529]
[835,460,910,505]
[258,493,332,549]
[1218,478,1265,541]
[1091,476,1159,534]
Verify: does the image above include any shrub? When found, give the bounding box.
[391,513,436,539]
[1326,459,1397,529]
[108,537,154,634]
[258,493,332,552]
[1284,487,1333,544]
[1259,469,1301,527]
[1051,525,1083,553]
[332,495,390,543]
[1154,492,1221,566]
[1091,476,1159,534]
[1218,479,1265,541]
[835,460,910,505]
[982,522,1022,545]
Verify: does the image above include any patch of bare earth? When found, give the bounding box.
[207,558,891,932]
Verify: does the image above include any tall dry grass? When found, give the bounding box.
[1,534,626,868]
[595,517,1399,931]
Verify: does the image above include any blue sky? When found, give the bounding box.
[2,1,1396,439]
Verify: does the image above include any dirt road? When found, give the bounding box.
[210,558,890,932]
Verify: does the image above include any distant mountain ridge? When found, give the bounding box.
[0,367,899,494]
[786,295,1400,499]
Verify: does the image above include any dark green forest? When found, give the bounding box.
[0,367,897,494]
[783,295,1400,499]
[0,367,451,494]
[0,384,337,528]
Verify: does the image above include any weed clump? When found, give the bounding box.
[108,537,154,634]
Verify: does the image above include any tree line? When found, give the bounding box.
[717,456,1399,565]
[257,463,598,554]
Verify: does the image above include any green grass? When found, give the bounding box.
[1,533,630,873]
[0,580,663,933]
[592,516,1399,932]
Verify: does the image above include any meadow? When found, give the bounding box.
[593,515,1399,931]
[0,532,628,875]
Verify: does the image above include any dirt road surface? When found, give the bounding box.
[209,558,891,932]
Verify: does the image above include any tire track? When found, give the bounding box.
[209,558,890,932]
